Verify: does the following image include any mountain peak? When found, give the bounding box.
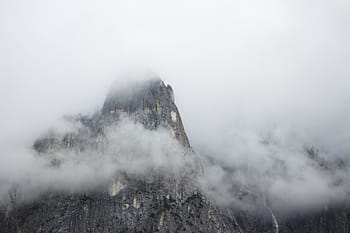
[102,79,190,148]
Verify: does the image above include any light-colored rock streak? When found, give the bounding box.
[171,111,177,122]
[270,208,279,233]
[108,180,126,197]
[263,194,279,233]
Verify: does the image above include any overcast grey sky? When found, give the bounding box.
[1,0,350,154]
[1,0,350,208]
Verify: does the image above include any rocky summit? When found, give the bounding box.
[1,78,350,233]
[0,79,241,233]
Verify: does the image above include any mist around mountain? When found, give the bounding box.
[1,78,350,233]
[1,0,350,232]
[0,77,349,212]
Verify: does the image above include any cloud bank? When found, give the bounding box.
[1,0,350,213]
[0,117,190,204]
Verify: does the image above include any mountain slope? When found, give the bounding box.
[0,79,241,233]
[1,78,350,233]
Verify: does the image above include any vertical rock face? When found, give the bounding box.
[101,79,190,149]
[1,78,350,233]
[0,79,240,233]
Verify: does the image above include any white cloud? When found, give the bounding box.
[1,0,350,212]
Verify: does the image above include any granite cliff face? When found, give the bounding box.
[1,78,350,233]
[0,79,241,233]
[101,80,190,149]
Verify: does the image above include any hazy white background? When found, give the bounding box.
[1,0,350,209]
